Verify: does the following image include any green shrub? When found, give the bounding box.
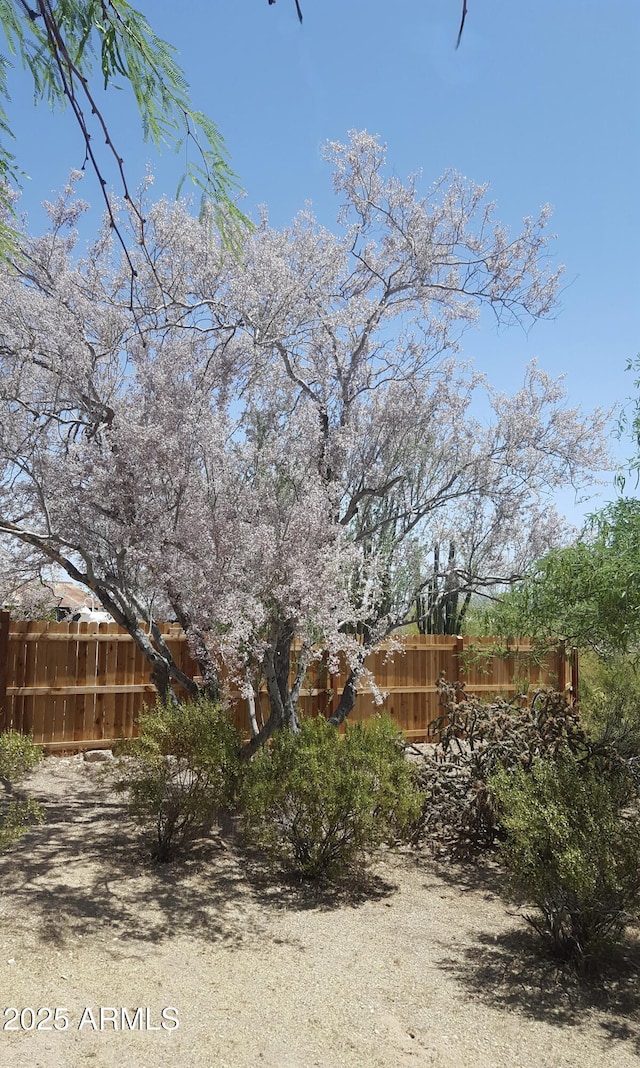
[241,715,422,881]
[114,697,240,862]
[0,797,44,851]
[579,653,640,758]
[0,731,43,851]
[0,730,43,783]
[490,755,640,967]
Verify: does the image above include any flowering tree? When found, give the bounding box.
[0,133,609,746]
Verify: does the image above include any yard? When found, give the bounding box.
[0,756,639,1068]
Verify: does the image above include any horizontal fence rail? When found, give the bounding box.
[0,612,574,751]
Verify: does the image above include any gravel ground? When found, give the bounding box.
[0,755,639,1068]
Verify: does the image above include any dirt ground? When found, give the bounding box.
[0,755,639,1068]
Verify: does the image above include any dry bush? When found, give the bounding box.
[411,679,632,854]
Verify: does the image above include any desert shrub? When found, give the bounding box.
[412,680,624,853]
[0,731,43,851]
[0,729,43,782]
[490,756,640,967]
[0,796,44,851]
[241,715,422,881]
[579,653,640,759]
[114,697,240,862]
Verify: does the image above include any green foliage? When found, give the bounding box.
[579,653,640,758]
[114,697,240,862]
[0,729,42,782]
[490,756,640,966]
[482,499,640,658]
[415,681,605,853]
[241,715,422,881]
[0,0,248,250]
[0,730,43,851]
[0,796,43,851]
[615,353,640,492]
[458,640,552,678]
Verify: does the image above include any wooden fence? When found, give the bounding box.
[0,612,576,751]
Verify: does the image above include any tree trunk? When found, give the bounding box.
[327,668,358,726]
[246,668,260,737]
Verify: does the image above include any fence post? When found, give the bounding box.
[556,639,567,694]
[0,610,9,731]
[454,635,465,693]
[570,646,579,705]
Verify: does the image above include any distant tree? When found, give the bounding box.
[0,132,609,748]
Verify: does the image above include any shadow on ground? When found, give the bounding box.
[414,849,507,896]
[436,922,640,1057]
[0,765,264,951]
[412,846,640,1056]
[237,835,398,913]
[0,760,398,956]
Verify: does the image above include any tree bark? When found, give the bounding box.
[327,668,358,726]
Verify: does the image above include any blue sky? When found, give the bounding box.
[4,0,640,523]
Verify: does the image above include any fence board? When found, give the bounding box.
[0,620,571,749]
[34,620,56,742]
[74,622,92,741]
[0,611,9,731]
[122,628,138,738]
